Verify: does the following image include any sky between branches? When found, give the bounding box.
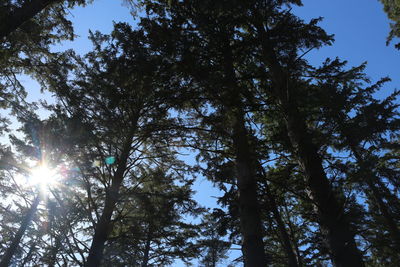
[18,0,400,265]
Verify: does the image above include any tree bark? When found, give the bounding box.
[84,128,136,267]
[333,109,400,251]
[284,107,363,266]
[221,35,269,267]
[0,0,60,40]
[254,22,364,267]
[0,194,40,267]
[231,112,268,267]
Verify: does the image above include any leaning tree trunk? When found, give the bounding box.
[284,105,364,266]
[283,200,304,267]
[0,0,59,39]
[20,240,36,267]
[84,128,136,267]
[220,36,269,267]
[265,182,299,267]
[0,194,40,267]
[254,22,364,267]
[258,164,298,266]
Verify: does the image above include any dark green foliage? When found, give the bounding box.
[197,212,231,267]
[0,1,400,266]
[379,0,400,48]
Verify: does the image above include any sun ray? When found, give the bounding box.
[30,164,56,188]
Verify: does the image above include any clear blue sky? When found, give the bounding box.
[25,0,400,266]
[293,1,400,97]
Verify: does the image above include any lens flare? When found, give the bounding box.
[30,165,56,187]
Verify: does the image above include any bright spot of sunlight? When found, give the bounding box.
[30,164,56,188]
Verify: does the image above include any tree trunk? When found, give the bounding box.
[264,182,299,267]
[283,201,304,267]
[0,0,59,40]
[231,113,268,267]
[221,35,269,267]
[20,239,36,267]
[334,109,400,251]
[259,165,298,266]
[84,128,136,267]
[254,22,364,267]
[284,107,364,266]
[141,226,152,267]
[0,194,40,267]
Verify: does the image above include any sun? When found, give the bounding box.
[30,164,56,187]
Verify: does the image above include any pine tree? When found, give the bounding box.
[197,212,231,267]
[306,58,400,263]
[41,23,200,266]
[139,2,271,264]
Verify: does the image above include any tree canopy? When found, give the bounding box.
[0,0,399,266]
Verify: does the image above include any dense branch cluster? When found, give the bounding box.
[0,0,399,266]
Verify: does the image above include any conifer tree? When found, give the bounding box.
[379,0,400,48]
[139,2,271,264]
[42,23,200,266]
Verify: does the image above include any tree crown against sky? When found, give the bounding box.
[0,0,399,266]
[380,0,400,48]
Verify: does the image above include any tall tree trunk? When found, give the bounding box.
[283,201,304,267]
[84,128,136,267]
[221,35,269,267]
[0,194,40,267]
[368,180,400,244]
[0,0,59,39]
[284,106,364,266]
[254,22,364,266]
[20,239,36,267]
[141,225,152,267]
[259,164,298,266]
[265,182,299,267]
[231,112,268,267]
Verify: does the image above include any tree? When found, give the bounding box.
[307,58,400,263]
[139,2,270,264]
[103,168,199,266]
[379,0,400,48]
[0,193,40,267]
[42,23,200,266]
[1,0,400,266]
[140,0,366,265]
[242,2,365,265]
[197,212,231,267]
[0,0,89,100]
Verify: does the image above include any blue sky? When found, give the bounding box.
[293,1,400,97]
[38,0,400,101]
[23,0,400,266]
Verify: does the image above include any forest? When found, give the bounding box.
[0,0,400,266]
